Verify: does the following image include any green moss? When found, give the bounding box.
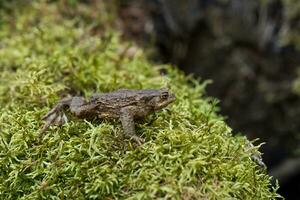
[280,0,300,48]
[0,2,281,199]
[293,69,300,95]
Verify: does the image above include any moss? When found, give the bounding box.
[293,69,300,95]
[278,0,300,49]
[0,2,281,199]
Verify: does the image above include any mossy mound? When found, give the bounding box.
[0,2,280,199]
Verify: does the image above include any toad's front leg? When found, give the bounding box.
[120,107,144,145]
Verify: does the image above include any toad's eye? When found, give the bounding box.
[161,91,169,99]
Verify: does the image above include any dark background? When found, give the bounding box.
[118,0,300,199]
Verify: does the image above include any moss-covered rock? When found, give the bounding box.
[0,1,280,199]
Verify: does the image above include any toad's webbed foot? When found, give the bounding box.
[128,135,144,146]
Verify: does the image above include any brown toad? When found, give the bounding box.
[40,88,176,144]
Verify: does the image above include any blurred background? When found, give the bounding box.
[1,0,300,199]
[117,0,300,198]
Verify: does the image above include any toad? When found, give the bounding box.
[40,88,176,145]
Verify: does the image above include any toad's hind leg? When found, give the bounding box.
[120,107,144,145]
[39,96,88,141]
[69,96,88,117]
[39,97,74,139]
[42,97,72,120]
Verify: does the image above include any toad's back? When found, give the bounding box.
[88,89,162,119]
[91,89,160,109]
